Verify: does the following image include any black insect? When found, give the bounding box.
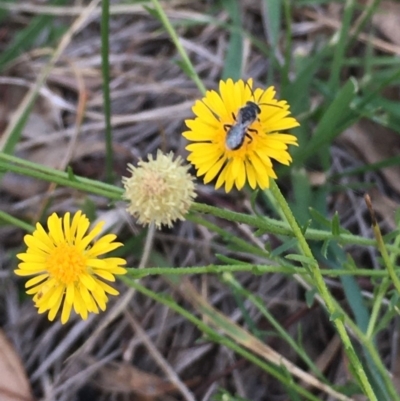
[224,101,262,151]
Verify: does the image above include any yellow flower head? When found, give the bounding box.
[15,211,127,324]
[183,78,300,192]
[122,150,196,229]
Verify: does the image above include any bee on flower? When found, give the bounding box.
[183,78,300,192]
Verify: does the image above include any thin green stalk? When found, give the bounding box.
[0,160,121,200]
[191,202,400,254]
[366,280,390,339]
[0,0,100,160]
[101,0,113,183]
[122,277,329,401]
[4,148,400,254]
[125,264,398,279]
[284,258,399,400]
[358,66,400,110]
[328,0,355,90]
[125,261,397,398]
[281,0,292,88]
[191,202,295,235]
[0,210,34,232]
[367,223,400,338]
[346,307,400,401]
[365,194,400,339]
[389,225,400,266]
[269,179,378,401]
[186,213,271,258]
[366,195,400,295]
[0,152,121,197]
[348,0,381,48]
[3,152,400,257]
[150,0,206,95]
[0,152,121,196]
[223,272,328,381]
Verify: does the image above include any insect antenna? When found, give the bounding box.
[244,79,284,110]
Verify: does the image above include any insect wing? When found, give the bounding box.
[226,123,246,150]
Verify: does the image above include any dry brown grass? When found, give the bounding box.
[2,1,400,400]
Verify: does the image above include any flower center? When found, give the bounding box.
[142,172,167,197]
[46,243,87,285]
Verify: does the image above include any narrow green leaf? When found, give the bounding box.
[328,0,355,90]
[329,310,345,322]
[290,169,311,225]
[249,190,259,215]
[309,207,333,229]
[270,238,297,257]
[281,47,329,114]
[143,5,159,19]
[0,0,66,71]
[295,78,358,164]
[300,219,312,235]
[261,0,281,50]
[331,212,340,236]
[285,254,315,266]
[320,239,330,259]
[67,166,76,180]
[175,59,194,79]
[343,254,358,272]
[215,254,249,265]
[221,0,243,80]
[101,0,113,183]
[305,288,317,307]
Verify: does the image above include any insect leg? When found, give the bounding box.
[245,127,259,144]
[224,112,237,131]
[245,132,253,144]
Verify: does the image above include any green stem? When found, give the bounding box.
[150,0,206,95]
[122,277,328,401]
[223,271,329,381]
[281,0,292,88]
[186,213,271,258]
[371,214,400,295]
[269,179,378,401]
[366,280,390,339]
[126,264,398,279]
[349,315,400,400]
[328,0,355,90]
[191,202,400,254]
[3,152,400,256]
[366,196,400,339]
[101,0,113,183]
[2,161,121,200]
[0,152,122,199]
[0,210,34,232]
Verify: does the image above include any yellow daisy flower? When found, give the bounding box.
[15,211,127,324]
[183,78,300,192]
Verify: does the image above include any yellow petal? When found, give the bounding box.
[215,165,228,189]
[244,159,257,189]
[61,300,73,324]
[203,156,226,183]
[234,159,246,190]
[25,274,49,288]
[48,213,64,245]
[203,89,229,120]
[192,100,219,126]
[48,295,63,321]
